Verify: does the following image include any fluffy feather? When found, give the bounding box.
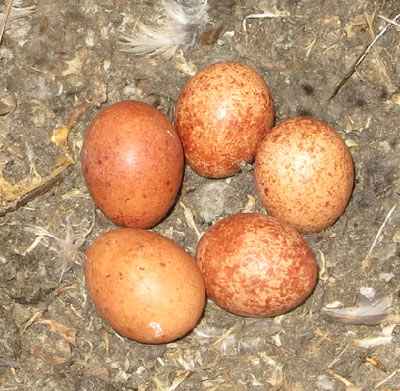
[354,325,395,348]
[321,292,393,325]
[119,0,209,58]
[25,212,95,283]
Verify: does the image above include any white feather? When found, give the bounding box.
[119,0,209,57]
[322,294,393,325]
[354,325,395,348]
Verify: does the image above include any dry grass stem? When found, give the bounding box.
[378,15,400,28]
[37,319,77,345]
[327,343,351,369]
[374,369,399,389]
[0,0,13,44]
[21,310,44,333]
[326,369,358,388]
[318,250,329,282]
[329,14,400,100]
[180,201,202,239]
[242,9,289,32]
[362,204,397,270]
[0,101,89,216]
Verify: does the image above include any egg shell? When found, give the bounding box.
[196,213,318,317]
[81,100,184,229]
[85,228,206,344]
[175,62,274,178]
[255,116,354,233]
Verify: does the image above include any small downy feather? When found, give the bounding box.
[354,325,396,348]
[321,289,393,326]
[119,0,209,58]
[25,212,95,283]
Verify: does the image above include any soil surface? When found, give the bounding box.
[1,0,400,390]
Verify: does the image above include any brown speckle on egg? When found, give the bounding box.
[85,228,206,344]
[196,213,318,317]
[255,116,354,233]
[175,62,274,178]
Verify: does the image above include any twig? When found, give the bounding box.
[327,343,350,369]
[242,10,289,32]
[329,13,400,100]
[374,369,399,389]
[362,204,397,270]
[21,310,44,333]
[318,250,329,282]
[0,102,90,216]
[180,201,202,240]
[379,15,400,28]
[0,0,13,45]
[326,369,356,387]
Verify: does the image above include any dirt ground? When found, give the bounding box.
[1,0,400,390]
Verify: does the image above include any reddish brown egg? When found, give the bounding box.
[85,228,206,344]
[255,116,354,233]
[81,100,184,229]
[196,213,318,317]
[175,62,274,178]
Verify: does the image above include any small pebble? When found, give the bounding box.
[392,229,400,243]
[316,375,335,391]
[359,287,376,301]
[391,92,400,106]
[379,272,394,283]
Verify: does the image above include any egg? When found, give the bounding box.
[175,62,274,178]
[255,117,354,233]
[196,213,318,317]
[81,100,184,229]
[85,228,206,344]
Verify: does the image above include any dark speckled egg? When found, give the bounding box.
[196,213,318,317]
[175,62,274,178]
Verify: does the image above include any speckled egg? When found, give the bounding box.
[175,62,274,178]
[196,213,318,317]
[255,117,354,233]
[85,228,206,344]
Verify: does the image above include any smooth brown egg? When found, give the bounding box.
[81,100,184,229]
[175,62,274,178]
[255,117,354,233]
[85,228,206,344]
[196,213,318,317]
